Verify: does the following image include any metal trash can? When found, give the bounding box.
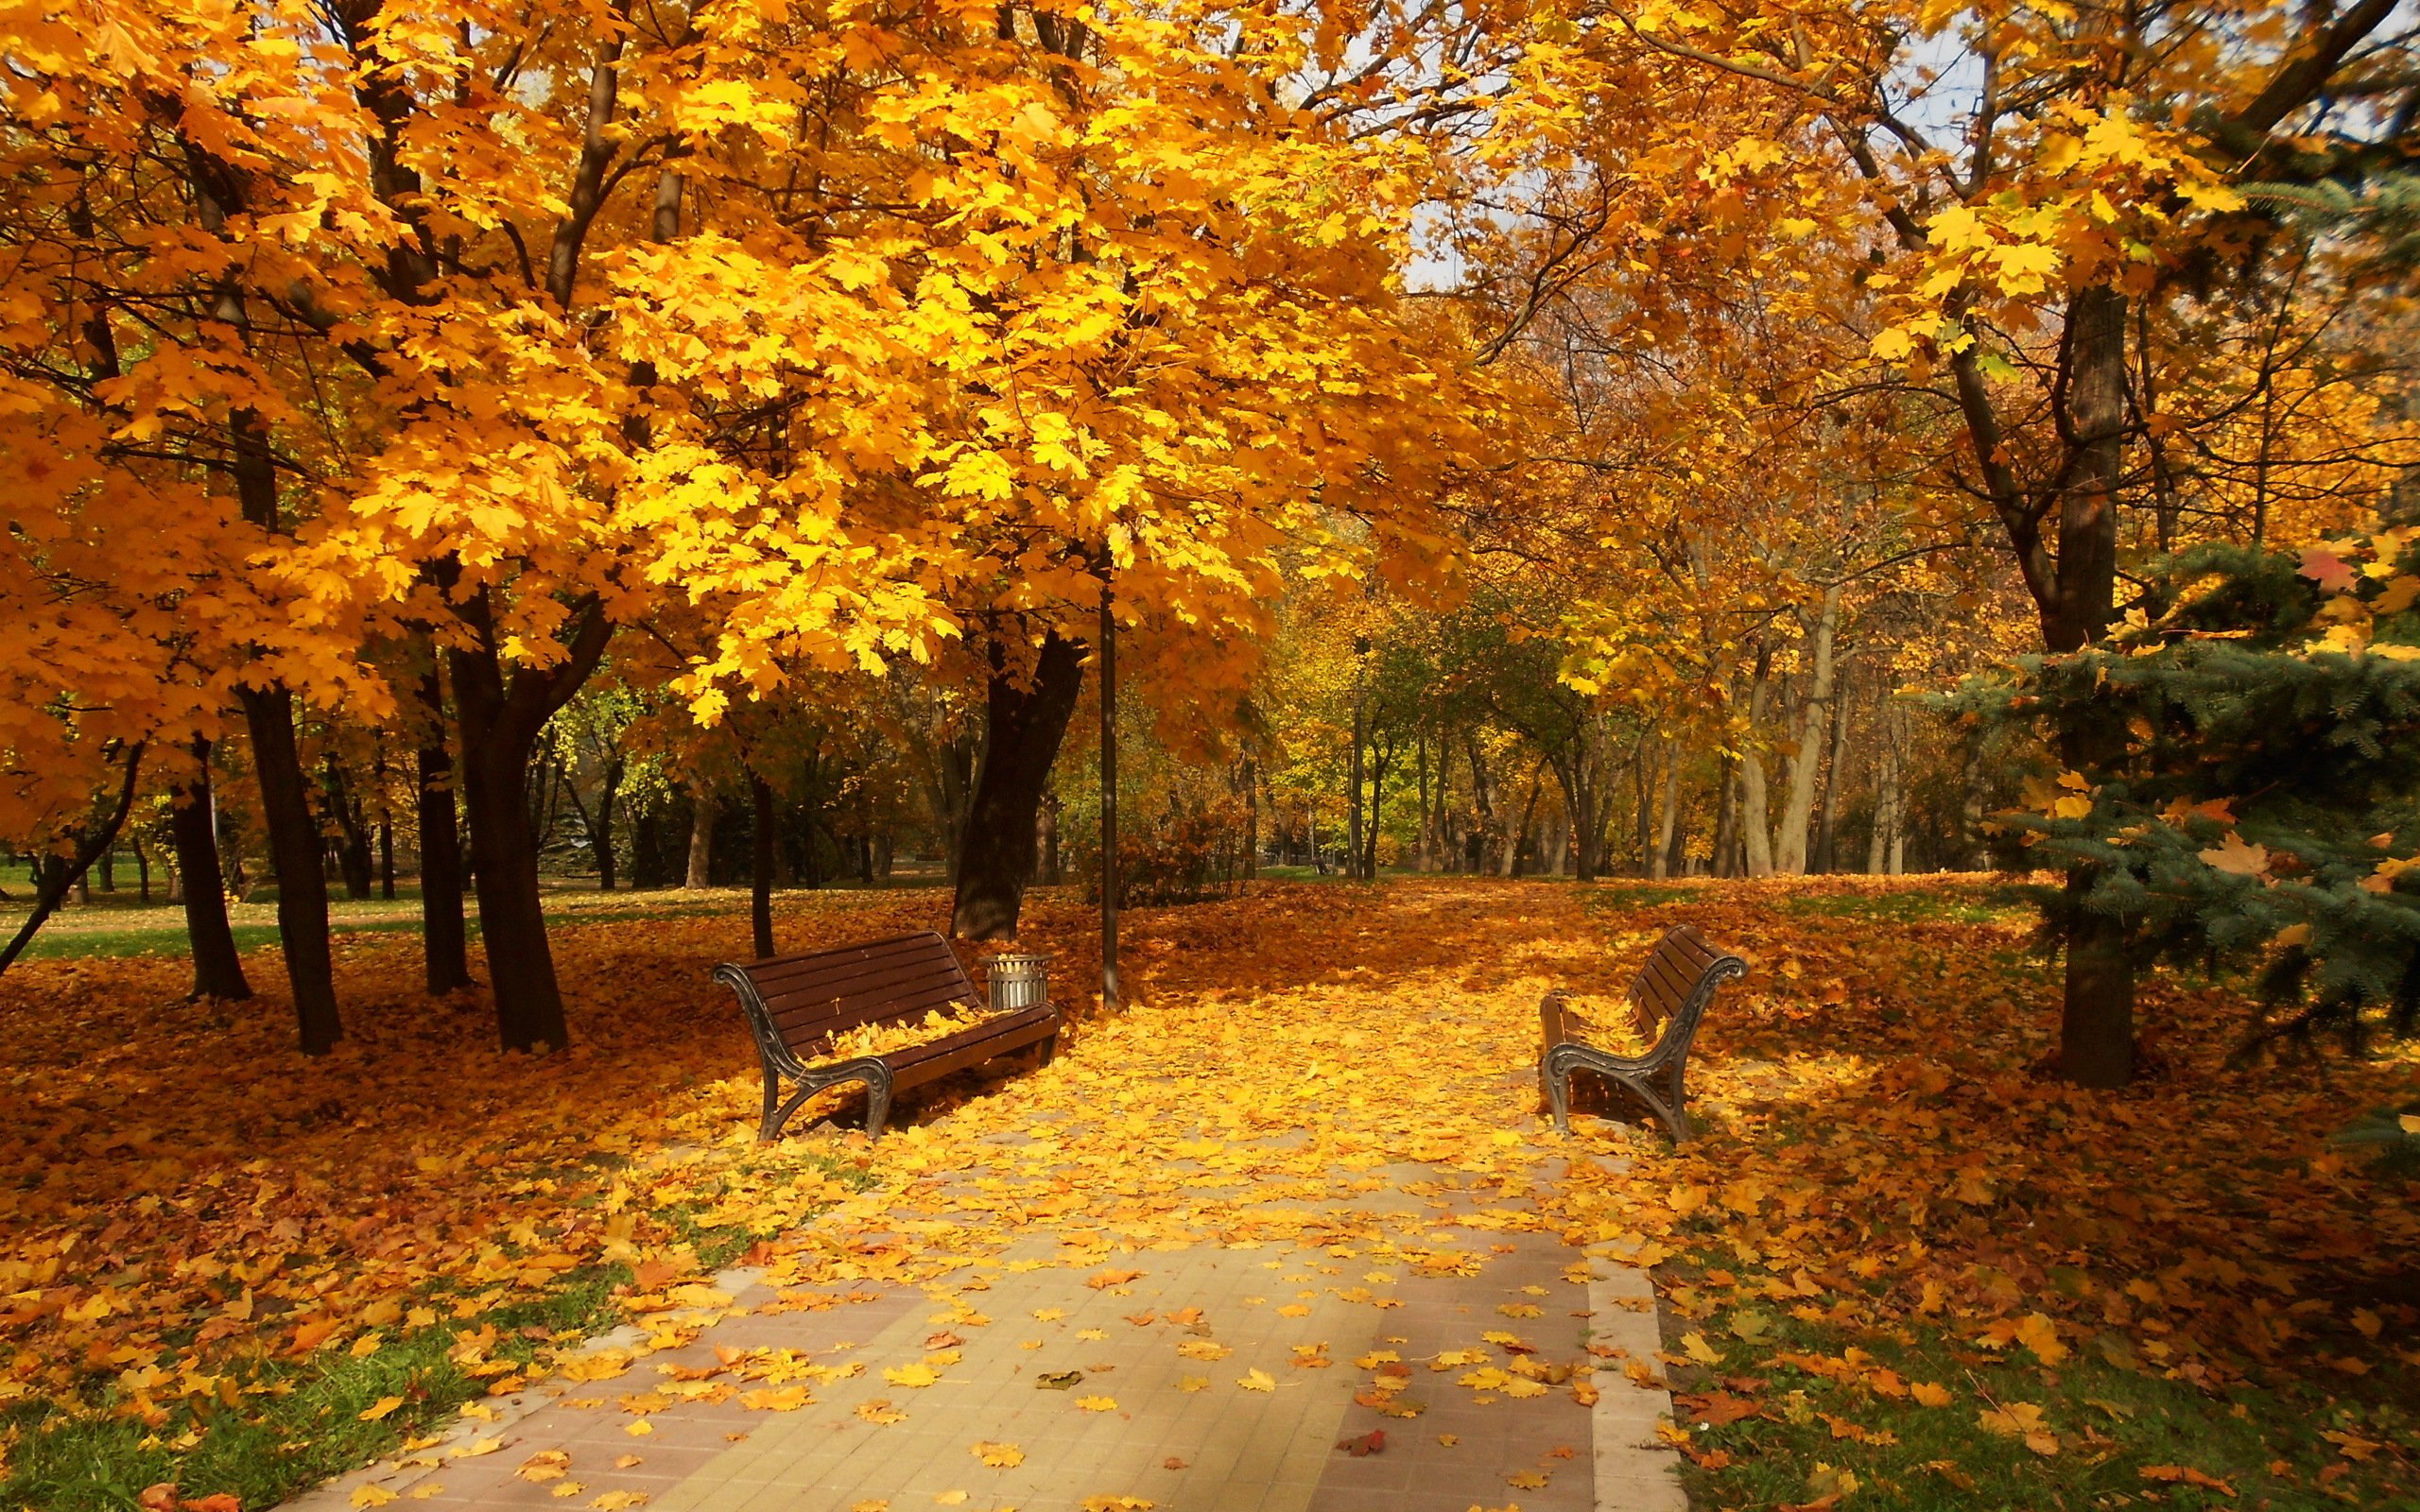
[987,953,1052,1011]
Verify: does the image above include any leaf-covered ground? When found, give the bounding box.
[1,877,2413,1510]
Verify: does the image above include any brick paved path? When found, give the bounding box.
[293,1136,1683,1512]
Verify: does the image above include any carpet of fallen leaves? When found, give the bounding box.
[3,875,2415,1505]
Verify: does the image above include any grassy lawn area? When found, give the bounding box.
[1,875,2411,1509]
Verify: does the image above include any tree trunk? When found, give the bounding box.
[1239,759,1256,880]
[1775,585,1841,875]
[324,754,375,900]
[1507,767,1541,878]
[1738,654,1777,878]
[373,742,396,899]
[1867,706,1903,876]
[1040,788,1063,885]
[1655,735,1674,880]
[952,627,1087,939]
[1815,665,1853,873]
[2044,284,2136,1079]
[1552,759,1599,882]
[170,740,251,1002]
[1958,730,1989,869]
[1468,734,1502,874]
[0,746,147,975]
[751,774,776,959]
[447,592,612,1053]
[2060,873,2136,1086]
[1361,736,1392,880]
[685,791,716,888]
[1346,696,1367,882]
[237,687,343,1053]
[416,668,474,995]
[1712,752,1738,877]
[594,755,624,889]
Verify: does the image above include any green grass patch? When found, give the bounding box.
[1584,882,1704,910]
[0,1150,868,1511]
[1773,885,2031,926]
[1662,1286,2416,1511]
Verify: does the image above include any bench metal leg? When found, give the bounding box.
[763,1080,821,1143]
[863,1067,895,1141]
[1546,1044,1692,1143]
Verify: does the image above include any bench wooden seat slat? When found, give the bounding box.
[1539,923,1744,1143]
[715,930,1060,1142]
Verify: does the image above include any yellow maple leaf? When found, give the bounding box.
[352,1488,397,1509]
[884,1364,942,1388]
[2014,1313,2068,1366]
[1237,1369,1276,1392]
[973,1441,1024,1468]
[1074,1395,1119,1412]
[358,1396,406,1422]
[517,1452,571,1484]
[740,1385,811,1412]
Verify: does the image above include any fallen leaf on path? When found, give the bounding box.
[519,1452,571,1484]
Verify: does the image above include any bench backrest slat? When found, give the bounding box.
[734,932,980,1054]
[1629,924,1722,1034]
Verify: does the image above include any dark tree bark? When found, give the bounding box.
[2050,285,2136,1088]
[239,686,344,1054]
[685,791,716,888]
[416,668,474,994]
[952,627,1088,940]
[448,588,613,1052]
[374,741,396,899]
[323,753,374,900]
[170,740,251,1001]
[0,745,147,976]
[1347,696,1367,881]
[751,775,776,959]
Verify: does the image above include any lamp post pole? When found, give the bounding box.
[1099,576,1119,1011]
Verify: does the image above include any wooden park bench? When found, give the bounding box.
[1538,923,1745,1142]
[714,931,1060,1142]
